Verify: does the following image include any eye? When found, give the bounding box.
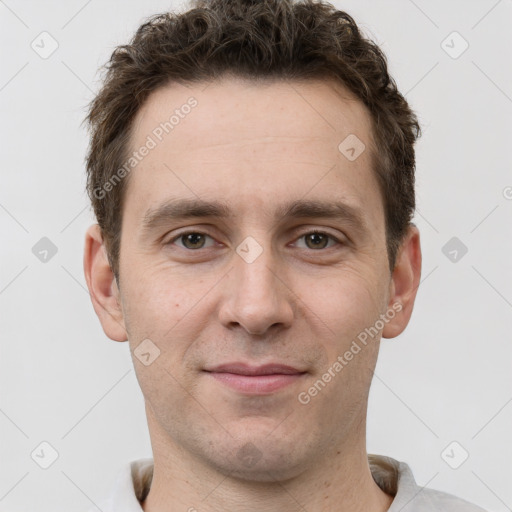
[170,232,216,250]
[294,231,341,250]
[167,230,343,251]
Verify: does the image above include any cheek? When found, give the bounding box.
[120,260,212,337]
[122,268,209,419]
[120,264,220,391]
[296,266,386,349]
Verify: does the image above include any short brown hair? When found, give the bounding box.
[85,0,421,282]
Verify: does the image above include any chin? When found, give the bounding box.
[202,433,311,483]
[214,454,306,483]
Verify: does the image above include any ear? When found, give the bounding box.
[382,224,422,339]
[83,224,128,342]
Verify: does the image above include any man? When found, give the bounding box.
[83,0,486,510]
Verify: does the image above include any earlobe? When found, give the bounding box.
[83,224,128,342]
[382,224,422,339]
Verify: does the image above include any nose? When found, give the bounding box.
[218,241,294,336]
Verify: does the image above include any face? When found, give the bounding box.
[85,77,421,481]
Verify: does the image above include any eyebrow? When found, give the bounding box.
[140,197,368,238]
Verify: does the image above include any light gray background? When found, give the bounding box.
[1,0,511,511]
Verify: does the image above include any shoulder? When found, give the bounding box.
[83,458,154,512]
[418,486,488,511]
[368,454,488,512]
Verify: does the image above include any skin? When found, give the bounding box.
[84,77,421,512]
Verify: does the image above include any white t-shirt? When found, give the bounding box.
[89,454,487,511]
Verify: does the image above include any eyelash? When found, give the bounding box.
[167,230,343,251]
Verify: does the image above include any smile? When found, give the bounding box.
[203,363,307,394]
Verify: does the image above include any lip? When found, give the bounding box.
[205,363,304,375]
[203,363,307,394]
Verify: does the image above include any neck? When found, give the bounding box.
[142,410,393,512]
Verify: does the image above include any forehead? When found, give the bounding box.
[123,77,382,229]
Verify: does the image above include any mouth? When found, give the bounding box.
[203,363,307,394]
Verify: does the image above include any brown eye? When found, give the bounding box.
[304,232,330,249]
[295,231,339,250]
[171,232,215,250]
